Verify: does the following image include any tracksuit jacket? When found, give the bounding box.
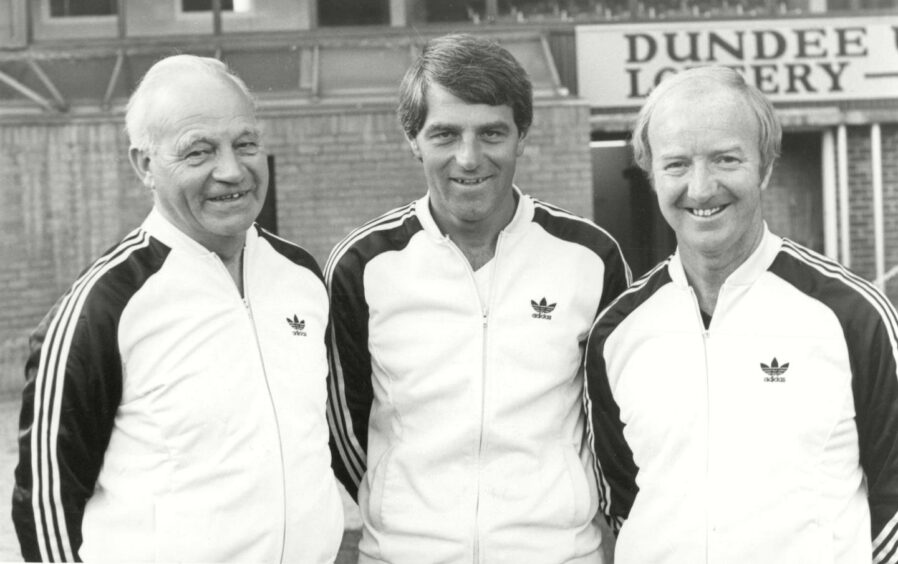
[326,189,631,564]
[12,209,343,562]
[585,227,898,563]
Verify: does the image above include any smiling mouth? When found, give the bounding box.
[209,191,249,202]
[688,205,726,218]
[451,177,490,186]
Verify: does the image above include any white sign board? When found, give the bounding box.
[576,17,898,108]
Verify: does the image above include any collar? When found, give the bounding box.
[668,223,783,289]
[141,207,257,259]
[415,185,534,241]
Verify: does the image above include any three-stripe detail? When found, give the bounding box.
[29,228,150,562]
[324,202,417,490]
[781,240,898,564]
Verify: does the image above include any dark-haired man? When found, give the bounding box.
[327,34,629,563]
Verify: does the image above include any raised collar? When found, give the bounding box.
[668,224,783,289]
[415,185,534,241]
[141,207,257,259]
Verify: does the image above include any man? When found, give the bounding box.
[12,55,343,562]
[585,65,898,563]
[327,34,630,563]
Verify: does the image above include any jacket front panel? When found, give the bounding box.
[15,209,343,563]
[586,230,895,564]
[328,191,630,564]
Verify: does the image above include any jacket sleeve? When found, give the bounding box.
[12,286,122,562]
[848,293,898,564]
[325,248,373,502]
[584,314,638,535]
[598,240,632,315]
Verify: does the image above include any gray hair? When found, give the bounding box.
[630,66,781,176]
[125,55,255,152]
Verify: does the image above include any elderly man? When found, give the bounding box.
[585,65,898,563]
[326,34,630,564]
[12,55,343,562]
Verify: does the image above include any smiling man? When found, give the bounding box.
[585,66,898,563]
[12,55,343,562]
[326,34,630,564]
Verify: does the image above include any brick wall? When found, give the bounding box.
[847,125,898,305]
[0,101,593,393]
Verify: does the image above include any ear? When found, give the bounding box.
[515,131,528,158]
[407,135,422,161]
[129,146,154,190]
[760,162,774,191]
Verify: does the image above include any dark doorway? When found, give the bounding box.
[591,138,674,278]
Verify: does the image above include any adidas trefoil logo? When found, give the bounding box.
[761,357,789,382]
[287,314,307,337]
[531,297,556,320]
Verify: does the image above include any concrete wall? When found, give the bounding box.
[0,101,593,393]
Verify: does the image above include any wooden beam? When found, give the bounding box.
[0,69,57,112]
[103,50,125,109]
[26,58,68,110]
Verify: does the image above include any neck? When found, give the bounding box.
[217,246,245,295]
[679,229,764,316]
[432,191,518,271]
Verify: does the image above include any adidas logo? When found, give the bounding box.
[287,314,307,336]
[531,297,556,320]
[761,357,789,382]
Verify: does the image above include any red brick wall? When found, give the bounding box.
[0,101,593,392]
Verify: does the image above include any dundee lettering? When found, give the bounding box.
[624,26,867,98]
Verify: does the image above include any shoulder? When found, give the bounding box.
[529,198,624,262]
[45,228,170,346]
[590,259,673,339]
[255,225,324,282]
[770,239,896,338]
[325,201,423,283]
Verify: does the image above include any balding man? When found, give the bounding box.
[12,55,343,562]
[585,66,898,563]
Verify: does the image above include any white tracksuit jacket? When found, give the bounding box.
[13,209,343,562]
[585,227,898,564]
[327,189,630,564]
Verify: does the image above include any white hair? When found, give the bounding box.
[125,54,255,152]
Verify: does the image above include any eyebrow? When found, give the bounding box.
[422,121,512,134]
[175,127,260,154]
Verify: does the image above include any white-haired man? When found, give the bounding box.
[12,55,343,562]
[585,65,898,563]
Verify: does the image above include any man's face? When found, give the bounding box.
[649,82,770,265]
[409,83,525,233]
[132,75,268,253]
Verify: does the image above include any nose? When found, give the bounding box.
[686,162,716,202]
[213,145,246,184]
[455,135,482,171]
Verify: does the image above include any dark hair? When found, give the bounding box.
[398,34,533,139]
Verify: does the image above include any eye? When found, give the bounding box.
[715,155,742,168]
[184,147,213,162]
[663,160,687,173]
[236,141,259,155]
[481,130,506,142]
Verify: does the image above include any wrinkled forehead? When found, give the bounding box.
[649,81,760,146]
[148,75,258,139]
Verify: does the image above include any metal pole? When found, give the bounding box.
[837,125,850,268]
[872,123,885,290]
[822,129,838,260]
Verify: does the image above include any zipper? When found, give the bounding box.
[219,252,288,563]
[688,288,711,564]
[443,232,504,564]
